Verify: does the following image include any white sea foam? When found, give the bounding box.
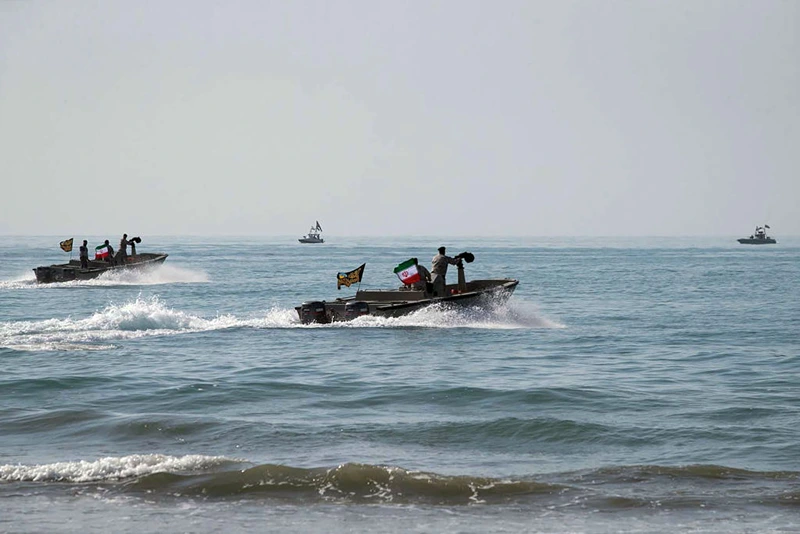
[0,454,237,483]
[0,272,38,288]
[0,296,244,350]
[92,264,209,285]
[0,264,208,289]
[0,296,562,351]
[335,300,565,329]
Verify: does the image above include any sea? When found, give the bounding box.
[1,235,798,533]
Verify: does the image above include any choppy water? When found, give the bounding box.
[1,235,798,533]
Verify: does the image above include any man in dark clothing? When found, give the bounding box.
[103,240,114,263]
[79,240,89,269]
[116,234,135,265]
[411,263,432,292]
[431,246,459,297]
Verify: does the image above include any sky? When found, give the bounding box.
[1,0,797,237]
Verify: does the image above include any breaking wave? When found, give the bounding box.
[0,455,558,504]
[0,454,238,483]
[2,456,797,507]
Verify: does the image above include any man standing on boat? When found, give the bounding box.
[431,246,459,297]
[79,240,89,269]
[99,240,114,263]
[116,234,135,265]
[411,263,432,292]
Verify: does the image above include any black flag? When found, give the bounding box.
[337,263,365,290]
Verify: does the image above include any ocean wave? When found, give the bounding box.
[2,456,797,507]
[0,456,558,504]
[0,454,237,483]
[583,463,800,482]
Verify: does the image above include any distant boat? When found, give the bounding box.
[299,221,324,244]
[738,224,776,245]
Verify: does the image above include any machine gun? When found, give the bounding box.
[454,251,475,264]
[453,252,475,291]
[129,236,142,256]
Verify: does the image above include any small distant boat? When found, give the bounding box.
[299,221,324,244]
[738,225,777,245]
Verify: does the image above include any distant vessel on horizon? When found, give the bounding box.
[299,221,324,244]
[738,224,776,245]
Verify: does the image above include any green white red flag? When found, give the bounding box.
[393,258,420,285]
[95,244,111,259]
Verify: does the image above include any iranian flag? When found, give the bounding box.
[95,244,111,260]
[393,258,420,285]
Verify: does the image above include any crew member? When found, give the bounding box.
[79,240,89,269]
[431,246,458,297]
[116,234,135,265]
[102,240,114,263]
[411,263,432,293]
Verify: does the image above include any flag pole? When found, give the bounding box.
[357,263,365,292]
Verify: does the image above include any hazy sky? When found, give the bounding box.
[1,1,797,237]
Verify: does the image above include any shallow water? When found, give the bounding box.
[1,236,798,532]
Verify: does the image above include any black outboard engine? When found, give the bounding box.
[300,301,330,324]
[344,301,370,320]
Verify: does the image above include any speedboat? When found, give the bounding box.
[299,221,324,243]
[296,252,519,324]
[738,225,776,244]
[33,239,168,283]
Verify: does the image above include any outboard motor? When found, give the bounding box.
[299,301,330,324]
[344,301,370,320]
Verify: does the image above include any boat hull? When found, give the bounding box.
[33,253,168,283]
[737,238,776,244]
[296,279,519,324]
[298,237,324,243]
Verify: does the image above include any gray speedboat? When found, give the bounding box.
[738,225,776,245]
[34,248,168,283]
[299,221,324,243]
[296,253,519,324]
